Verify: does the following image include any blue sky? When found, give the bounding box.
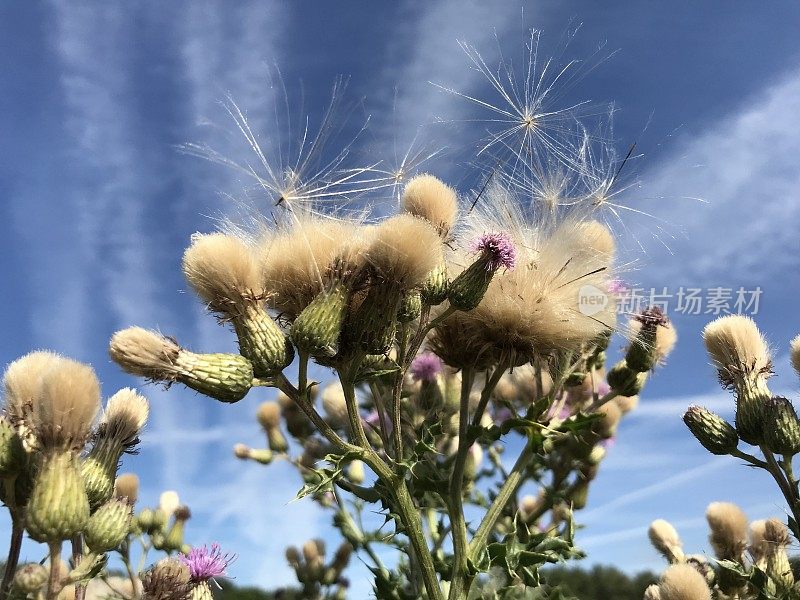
[2,1,800,594]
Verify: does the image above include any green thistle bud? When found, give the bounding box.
[625,308,668,372]
[333,511,364,548]
[232,304,293,377]
[84,498,132,553]
[26,452,90,543]
[165,506,191,551]
[448,232,516,311]
[81,454,115,513]
[349,286,401,355]
[347,460,365,485]
[137,508,155,533]
[734,379,771,446]
[683,406,739,455]
[421,262,448,306]
[291,284,349,358]
[606,360,648,396]
[174,351,254,403]
[763,396,800,456]
[570,479,590,510]
[397,290,422,323]
[190,581,214,600]
[0,417,25,478]
[12,563,48,594]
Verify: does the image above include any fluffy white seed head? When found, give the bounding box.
[159,491,180,517]
[706,501,749,560]
[100,388,149,448]
[790,334,800,376]
[109,328,181,381]
[702,316,771,389]
[657,564,711,600]
[401,174,458,238]
[114,473,140,504]
[28,356,101,451]
[365,214,442,289]
[648,519,683,561]
[182,232,262,311]
[256,402,281,430]
[763,517,790,547]
[3,351,64,422]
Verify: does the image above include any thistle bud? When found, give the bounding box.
[464,444,484,482]
[232,444,274,465]
[26,452,90,543]
[411,353,445,411]
[13,563,48,593]
[703,316,772,445]
[763,396,800,456]
[421,261,449,306]
[625,307,675,372]
[606,360,647,397]
[397,290,422,323]
[570,479,589,510]
[137,508,156,533]
[448,232,516,311]
[291,283,349,358]
[164,505,191,551]
[322,383,349,430]
[303,539,325,581]
[683,406,738,456]
[190,582,214,600]
[182,232,293,377]
[110,328,254,403]
[763,518,794,589]
[0,416,25,478]
[85,498,132,553]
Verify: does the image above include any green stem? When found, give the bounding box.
[447,367,474,600]
[0,518,23,600]
[72,535,86,600]
[586,390,619,413]
[468,439,537,563]
[762,447,800,532]
[338,375,371,450]
[46,541,63,600]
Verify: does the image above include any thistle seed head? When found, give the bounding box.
[401,174,458,238]
[706,501,749,561]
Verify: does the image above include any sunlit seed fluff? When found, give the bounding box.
[260,218,364,320]
[643,585,662,600]
[627,309,678,370]
[31,357,101,451]
[101,388,149,447]
[706,502,749,560]
[401,174,458,238]
[159,491,181,517]
[12,563,48,594]
[648,519,684,562]
[791,334,800,376]
[657,564,711,600]
[109,327,181,381]
[365,214,442,290]
[574,220,616,259]
[702,315,772,388]
[614,394,639,414]
[749,519,769,566]
[182,232,262,311]
[3,350,64,422]
[114,473,139,505]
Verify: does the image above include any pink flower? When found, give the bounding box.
[410,353,443,382]
[470,232,517,271]
[180,543,235,582]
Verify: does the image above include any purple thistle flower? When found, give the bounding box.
[608,278,628,295]
[180,543,235,582]
[410,352,443,382]
[470,232,517,271]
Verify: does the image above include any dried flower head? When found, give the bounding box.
[469,232,518,271]
[260,217,364,319]
[365,214,442,289]
[401,174,458,238]
[159,491,181,517]
[114,473,139,504]
[791,333,800,376]
[702,315,772,389]
[109,327,181,381]
[256,401,281,430]
[410,353,444,382]
[706,501,749,560]
[182,233,262,312]
[180,544,235,582]
[3,350,64,422]
[141,558,192,600]
[763,517,790,547]
[648,519,683,562]
[99,388,149,449]
[657,563,711,600]
[29,356,101,451]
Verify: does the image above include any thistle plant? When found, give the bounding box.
[0,352,228,600]
[108,153,679,598]
[646,504,797,599]
[674,317,800,599]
